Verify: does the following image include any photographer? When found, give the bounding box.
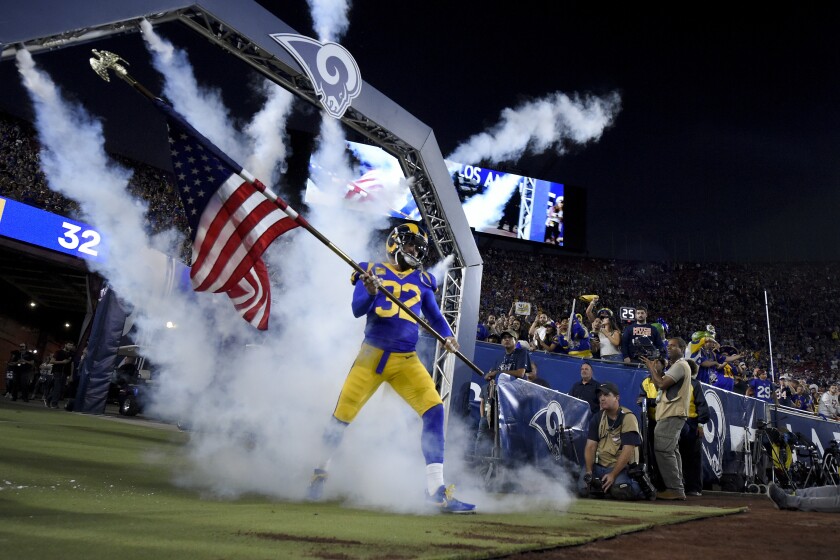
[640,337,692,501]
[581,382,654,501]
[621,306,663,365]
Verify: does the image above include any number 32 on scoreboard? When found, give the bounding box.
[57,222,101,256]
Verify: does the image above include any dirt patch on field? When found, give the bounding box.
[501,492,840,559]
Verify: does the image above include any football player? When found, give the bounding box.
[308,223,475,513]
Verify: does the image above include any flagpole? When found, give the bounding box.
[89,50,484,377]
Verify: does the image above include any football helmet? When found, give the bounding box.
[386,223,428,269]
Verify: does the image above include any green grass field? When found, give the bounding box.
[0,403,744,559]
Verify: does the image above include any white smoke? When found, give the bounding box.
[141,20,295,187]
[448,91,621,165]
[306,0,352,43]
[140,20,248,163]
[461,173,522,232]
[243,81,295,187]
[14,47,252,433]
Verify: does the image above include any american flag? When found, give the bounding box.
[157,99,299,330]
[344,169,385,201]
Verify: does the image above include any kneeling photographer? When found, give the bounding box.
[580,382,656,500]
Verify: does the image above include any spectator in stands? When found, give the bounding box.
[581,382,651,500]
[733,366,751,396]
[509,317,527,342]
[776,374,795,407]
[569,361,601,414]
[595,309,623,363]
[566,314,593,359]
[818,383,840,420]
[621,306,663,365]
[493,315,508,337]
[713,346,737,392]
[534,321,564,354]
[749,369,774,403]
[584,295,602,324]
[791,382,813,413]
[695,336,720,384]
[476,319,490,342]
[588,318,602,359]
[528,311,552,350]
[809,384,820,412]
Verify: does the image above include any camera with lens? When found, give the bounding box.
[581,473,605,498]
[630,337,660,360]
[627,462,657,501]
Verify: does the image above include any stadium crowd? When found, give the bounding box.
[1,111,190,256]
[476,247,840,415]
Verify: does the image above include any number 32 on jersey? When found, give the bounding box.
[375,280,421,322]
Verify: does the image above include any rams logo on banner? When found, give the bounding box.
[702,389,727,478]
[529,401,566,460]
[269,33,362,119]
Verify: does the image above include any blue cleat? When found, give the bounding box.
[307,468,328,501]
[426,484,476,514]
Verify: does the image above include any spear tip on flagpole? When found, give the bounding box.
[89,49,130,83]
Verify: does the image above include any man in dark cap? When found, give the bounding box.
[484,330,532,382]
[476,330,532,457]
[580,382,652,500]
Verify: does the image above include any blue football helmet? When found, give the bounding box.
[386,223,428,269]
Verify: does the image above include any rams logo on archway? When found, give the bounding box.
[269,34,362,119]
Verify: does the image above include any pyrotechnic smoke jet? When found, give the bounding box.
[140,19,294,186]
[307,0,351,43]
[448,91,621,165]
[446,92,621,229]
[14,48,248,427]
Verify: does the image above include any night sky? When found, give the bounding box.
[2,3,839,262]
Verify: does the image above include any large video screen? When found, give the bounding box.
[305,141,575,248]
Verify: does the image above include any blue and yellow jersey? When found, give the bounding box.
[749,378,773,402]
[685,330,711,362]
[640,377,658,420]
[351,262,453,353]
[567,317,592,358]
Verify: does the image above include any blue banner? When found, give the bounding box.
[74,286,127,413]
[699,384,766,483]
[772,407,840,461]
[495,374,590,468]
[463,342,840,489]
